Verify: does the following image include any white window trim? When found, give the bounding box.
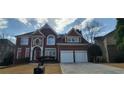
[45,48,56,57]
[47,34,55,45]
[25,48,30,58]
[33,38,42,46]
[66,36,80,43]
[17,48,21,59]
[20,37,29,45]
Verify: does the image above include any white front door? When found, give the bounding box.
[60,51,74,63]
[75,51,88,63]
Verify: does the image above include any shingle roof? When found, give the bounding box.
[15,32,33,37]
[0,39,15,46]
[94,30,115,40]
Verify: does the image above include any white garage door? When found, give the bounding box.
[75,51,88,63]
[60,51,74,63]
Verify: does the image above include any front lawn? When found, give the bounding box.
[45,64,62,74]
[105,63,124,69]
[0,63,62,74]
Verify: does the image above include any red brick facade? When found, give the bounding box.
[15,24,89,63]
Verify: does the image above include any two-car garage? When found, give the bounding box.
[60,50,88,63]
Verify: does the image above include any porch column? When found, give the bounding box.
[30,47,33,61]
[40,47,43,57]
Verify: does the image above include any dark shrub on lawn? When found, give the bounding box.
[88,44,102,63]
[0,52,14,66]
[38,56,58,64]
[114,52,124,63]
[15,57,30,64]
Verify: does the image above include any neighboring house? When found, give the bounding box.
[94,31,119,62]
[0,39,15,64]
[15,23,89,63]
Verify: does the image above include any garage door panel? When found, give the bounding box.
[60,50,88,63]
[75,51,88,63]
[61,51,74,63]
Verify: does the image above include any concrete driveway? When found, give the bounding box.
[60,63,124,74]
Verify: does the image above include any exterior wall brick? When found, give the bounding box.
[15,24,89,63]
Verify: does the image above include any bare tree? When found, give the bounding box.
[0,32,16,43]
[0,33,5,39]
[82,19,103,43]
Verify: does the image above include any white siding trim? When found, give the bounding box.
[57,43,88,45]
[25,48,30,58]
[17,48,21,59]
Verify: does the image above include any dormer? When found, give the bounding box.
[65,28,82,43]
[66,36,80,43]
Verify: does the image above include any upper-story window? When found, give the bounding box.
[33,38,42,46]
[67,36,80,43]
[47,35,55,45]
[20,37,29,45]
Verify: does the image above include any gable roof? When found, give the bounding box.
[32,29,45,37]
[16,23,57,37]
[15,32,33,37]
[94,30,115,40]
[0,39,15,46]
[39,23,57,35]
[67,28,82,36]
[15,23,88,44]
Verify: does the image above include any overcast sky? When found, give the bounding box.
[0,18,117,43]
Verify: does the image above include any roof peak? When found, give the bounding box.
[42,23,51,29]
[68,27,82,35]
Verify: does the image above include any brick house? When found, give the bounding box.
[94,31,119,62]
[15,24,89,63]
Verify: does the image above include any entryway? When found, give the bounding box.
[33,47,41,61]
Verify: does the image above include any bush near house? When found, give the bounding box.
[88,44,103,63]
[114,52,124,63]
[0,52,14,66]
[38,56,58,64]
[15,57,30,64]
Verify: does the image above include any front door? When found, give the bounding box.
[33,47,41,61]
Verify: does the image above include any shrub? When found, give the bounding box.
[114,52,124,63]
[0,52,14,66]
[15,57,30,64]
[88,44,102,62]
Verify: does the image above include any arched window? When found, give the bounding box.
[36,39,40,45]
[33,38,42,46]
[47,35,55,45]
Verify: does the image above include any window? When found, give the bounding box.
[67,36,80,43]
[34,38,42,46]
[20,37,29,45]
[25,48,30,57]
[45,48,56,57]
[17,48,21,59]
[36,39,40,45]
[47,35,55,45]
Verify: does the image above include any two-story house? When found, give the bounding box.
[15,24,89,63]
